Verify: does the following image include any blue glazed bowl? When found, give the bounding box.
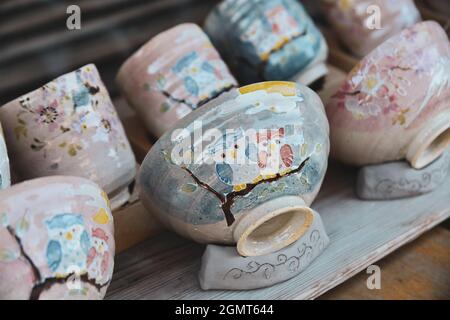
[204,0,328,85]
[138,82,329,256]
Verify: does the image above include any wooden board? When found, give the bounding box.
[105,162,450,299]
[320,225,450,299]
[320,27,359,72]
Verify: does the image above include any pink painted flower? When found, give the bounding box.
[35,100,64,132]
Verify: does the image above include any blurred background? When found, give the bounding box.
[0,0,225,106]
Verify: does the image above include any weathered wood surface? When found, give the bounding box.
[114,200,164,253]
[321,225,450,300]
[106,162,450,299]
[320,27,358,73]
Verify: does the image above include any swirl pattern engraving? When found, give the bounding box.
[375,154,450,197]
[223,230,323,281]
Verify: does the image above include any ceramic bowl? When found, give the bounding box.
[0,64,136,208]
[138,81,329,257]
[117,23,238,138]
[0,123,11,189]
[204,0,328,86]
[425,0,450,15]
[0,176,115,300]
[321,0,421,57]
[326,21,450,169]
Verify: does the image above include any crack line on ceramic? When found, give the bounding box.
[29,273,110,300]
[6,225,109,300]
[159,84,237,111]
[197,84,237,108]
[181,157,310,227]
[236,29,308,79]
[223,229,320,281]
[6,226,42,284]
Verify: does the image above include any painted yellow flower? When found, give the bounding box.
[93,208,110,225]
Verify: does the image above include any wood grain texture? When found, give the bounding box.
[105,162,450,299]
[321,226,450,300]
[320,27,358,73]
[114,98,155,163]
[114,200,164,253]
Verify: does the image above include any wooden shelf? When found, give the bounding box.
[106,162,450,299]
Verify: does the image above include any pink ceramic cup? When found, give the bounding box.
[326,21,450,169]
[0,176,115,300]
[0,64,136,208]
[117,23,238,138]
[0,123,11,189]
[321,0,421,57]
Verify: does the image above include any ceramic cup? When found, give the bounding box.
[139,81,329,257]
[0,64,136,208]
[117,23,238,138]
[204,0,329,86]
[0,123,11,190]
[326,21,450,169]
[0,176,115,300]
[425,0,450,15]
[321,0,421,57]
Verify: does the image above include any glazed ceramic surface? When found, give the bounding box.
[204,0,329,86]
[0,176,114,300]
[0,64,136,206]
[0,123,11,190]
[326,21,450,169]
[139,81,329,256]
[117,23,238,138]
[321,0,421,57]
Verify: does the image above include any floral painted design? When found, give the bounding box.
[330,21,450,128]
[0,64,135,190]
[13,65,128,158]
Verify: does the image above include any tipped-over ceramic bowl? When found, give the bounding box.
[0,176,115,300]
[321,0,421,57]
[204,0,328,86]
[0,123,10,189]
[117,23,238,138]
[326,21,450,169]
[139,81,329,257]
[0,64,136,208]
